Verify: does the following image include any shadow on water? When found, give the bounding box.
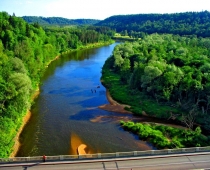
[17,43,157,157]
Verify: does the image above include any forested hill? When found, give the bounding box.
[96,11,210,37]
[22,16,100,26]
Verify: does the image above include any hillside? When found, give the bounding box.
[96,11,210,37]
[22,16,100,26]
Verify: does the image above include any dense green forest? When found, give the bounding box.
[22,16,100,26]
[101,34,210,132]
[97,11,210,38]
[98,10,210,149]
[0,11,114,158]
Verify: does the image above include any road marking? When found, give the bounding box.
[89,160,210,170]
[102,162,106,170]
[115,161,119,170]
[187,155,197,169]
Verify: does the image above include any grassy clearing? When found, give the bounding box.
[112,33,138,41]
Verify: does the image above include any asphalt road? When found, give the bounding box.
[1,153,210,170]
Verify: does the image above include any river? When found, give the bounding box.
[17,43,155,157]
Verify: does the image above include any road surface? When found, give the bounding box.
[1,153,210,170]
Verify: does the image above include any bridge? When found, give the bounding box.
[1,146,210,169]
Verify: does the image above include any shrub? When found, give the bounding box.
[120,121,210,149]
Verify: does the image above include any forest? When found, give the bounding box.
[0,11,114,158]
[22,16,100,26]
[96,11,210,38]
[101,34,210,134]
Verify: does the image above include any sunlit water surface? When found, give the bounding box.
[17,43,154,157]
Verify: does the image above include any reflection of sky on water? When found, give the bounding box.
[17,43,154,157]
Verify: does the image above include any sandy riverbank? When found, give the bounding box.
[10,89,40,157]
[10,111,32,157]
[98,90,132,114]
[97,90,186,130]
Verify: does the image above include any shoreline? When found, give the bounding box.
[98,89,187,130]
[98,90,132,114]
[10,88,40,157]
[10,111,32,157]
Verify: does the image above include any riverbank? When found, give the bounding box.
[120,121,210,149]
[10,111,32,157]
[10,88,40,157]
[98,90,132,114]
[60,41,115,55]
[97,89,187,130]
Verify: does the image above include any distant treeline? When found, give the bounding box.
[22,11,210,38]
[96,11,210,37]
[0,11,114,158]
[22,16,100,26]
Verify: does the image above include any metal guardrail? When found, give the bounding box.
[1,146,210,163]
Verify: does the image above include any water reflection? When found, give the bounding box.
[17,43,154,157]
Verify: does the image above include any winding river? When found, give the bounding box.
[17,43,155,157]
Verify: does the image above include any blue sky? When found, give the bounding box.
[0,0,210,20]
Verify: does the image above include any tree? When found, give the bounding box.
[6,73,32,117]
[181,103,198,129]
[10,57,27,74]
[141,66,162,88]
[4,30,16,50]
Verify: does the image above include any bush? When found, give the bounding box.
[120,121,210,149]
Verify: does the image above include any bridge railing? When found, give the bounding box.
[1,146,210,163]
